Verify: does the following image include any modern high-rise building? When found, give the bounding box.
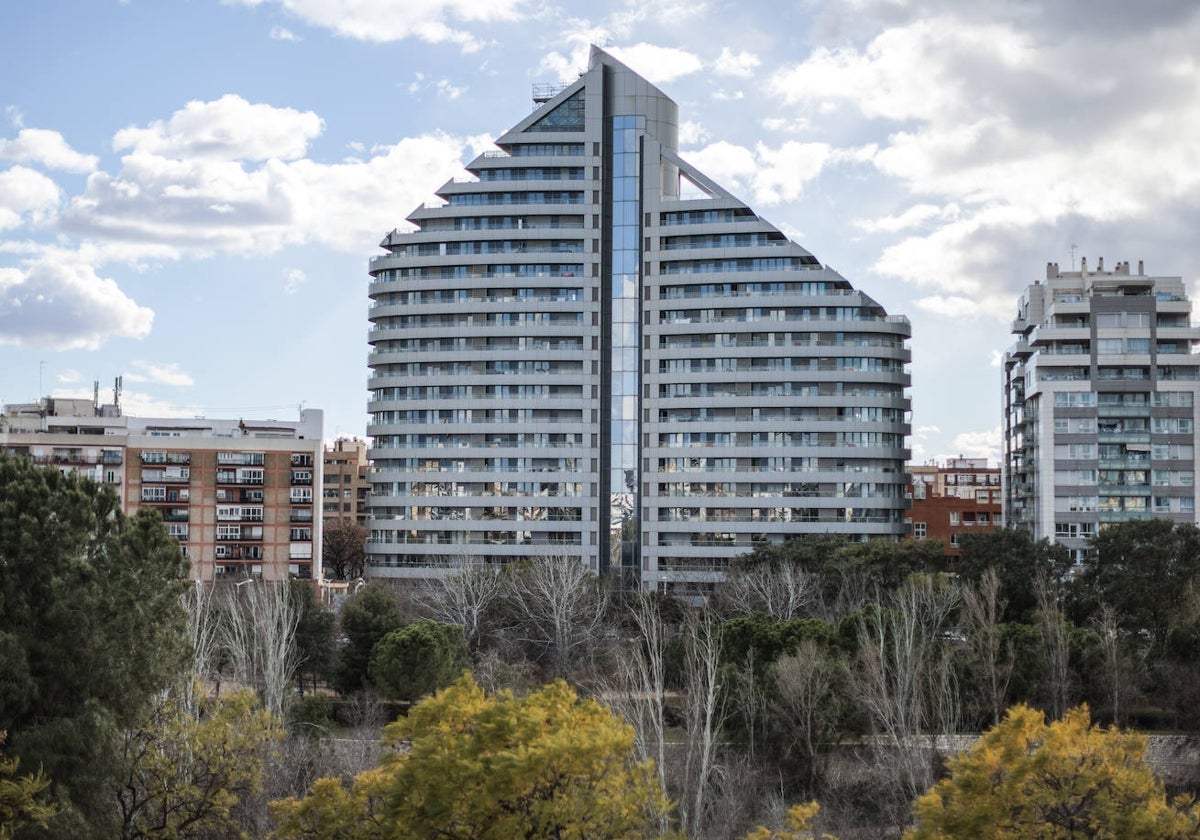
[0,395,324,582]
[366,47,912,592]
[1003,259,1200,561]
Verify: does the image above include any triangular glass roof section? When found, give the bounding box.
[527,88,586,133]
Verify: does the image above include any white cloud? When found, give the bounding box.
[990,349,1004,367]
[0,260,153,350]
[436,79,466,100]
[713,47,760,79]
[269,25,301,40]
[766,10,1200,311]
[0,166,60,230]
[60,93,484,255]
[127,360,194,387]
[683,140,872,206]
[0,128,98,173]
[409,74,467,100]
[56,369,82,384]
[761,116,811,134]
[113,94,323,162]
[230,0,526,51]
[284,267,306,293]
[678,120,708,147]
[856,203,958,234]
[914,294,984,319]
[940,427,1002,464]
[712,89,744,101]
[607,42,703,84]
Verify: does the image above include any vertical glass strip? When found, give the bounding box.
[609,115,643,573]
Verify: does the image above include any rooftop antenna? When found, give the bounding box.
[38,360,44,399]
[1070,243,1077,270]
[113,376,123,412]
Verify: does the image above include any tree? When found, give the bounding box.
[957,529,1072,623]
[222,580,302,720]
[770,641,847,790]
[412,559,503,652]
[960,567,1014,728]
[0,732,56,840]
[743,803,834,840]
[1071,519,1200,660]
[718,562,818,620]
[501,555,608,675]
[854,575,960,809]
[321,518,367,582]
[679,608,729,838]
[0,455,189,834]
[291,581,336,694]
[368,621,470,702]
[269,675,671,840]
[115,689,280,839]
[906,704,1200,839]
[334,584,404,694]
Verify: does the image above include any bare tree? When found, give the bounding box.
[322,518,368,581]
[854,575,960,804]
[1035,570,1070,720]
[679,608,729,838]
[221,580,301,720]
[181,581,222,713]
[602,594,674,836]
[1092,603,1124,725]
[961,567,1013,727]
[502,554,608,675]
[412,557,503,651]
[771,639,845,789]
[718,562,818,619]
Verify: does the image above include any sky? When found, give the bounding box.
[3,0,1200,463]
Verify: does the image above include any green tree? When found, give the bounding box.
[368,620,470,702]
[906,704,1200,839]
[1071,519,1200,659]
[270,675,672,840]
[334,584,404,694]
[115,688,280,839]
[957,529,1072,623]
[0,455,189,835]
[292,581,336,694]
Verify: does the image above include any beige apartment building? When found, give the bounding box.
[323,437,370,525]
[0,395,324,582]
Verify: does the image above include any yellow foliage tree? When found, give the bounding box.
[742,802,836,840]
[0,731,56,840]
[270,674,673,840]
[116,689,280,839]
[906,704,1200,839]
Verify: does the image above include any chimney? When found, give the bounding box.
[1097,256,1104,271]
[1080,256,1087,275]
[1138,260,1144,275]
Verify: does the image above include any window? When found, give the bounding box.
[141,486,166,502]
[949,512,960,526]
[913,522,927,539]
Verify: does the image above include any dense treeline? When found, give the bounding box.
[6,451,1200,838]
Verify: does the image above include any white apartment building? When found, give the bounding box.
[1003,258,1200,561]
[366,47,912,592]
